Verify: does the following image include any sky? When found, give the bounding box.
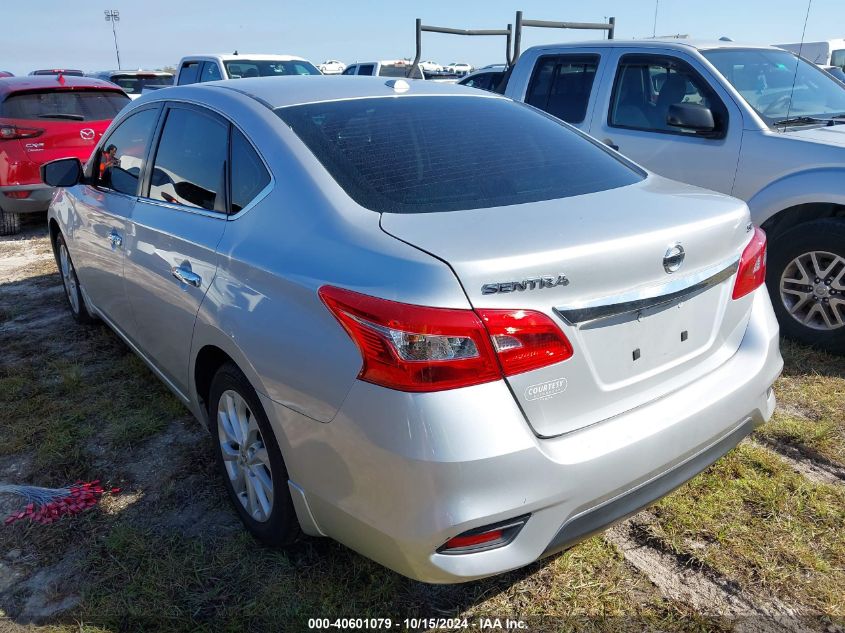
[1,0,841,76]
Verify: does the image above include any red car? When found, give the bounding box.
[0,75,129,234]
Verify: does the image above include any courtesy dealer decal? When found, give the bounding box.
[524,377,568,401]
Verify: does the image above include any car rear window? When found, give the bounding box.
[108,74,173,95]
[1,90,130,121]
[276,96,643,214]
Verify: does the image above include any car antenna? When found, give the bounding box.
[783,0,813,130]
[233,50,238,56]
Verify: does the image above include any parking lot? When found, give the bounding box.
[1,216,843,631]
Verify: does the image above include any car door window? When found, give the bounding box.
[96,108,160,196]
[147,108,228,212]
[200,61,222,82]
[342,65,357,75]
[525,55,599,123]
[609,54,727,136]
[230,128,270,213]
[177,61,201,85]
[358,64,375,76]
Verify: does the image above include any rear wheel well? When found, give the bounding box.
[194,345,235,416]
[761,202,845,240]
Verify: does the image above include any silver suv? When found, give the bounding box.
[43,76,783,583]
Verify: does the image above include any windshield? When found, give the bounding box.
[276,96,643,214]
[109,74,173,94]
[703,48,845,125]
[223,59,320,78]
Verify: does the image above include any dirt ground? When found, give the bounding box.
[1,216,843,632]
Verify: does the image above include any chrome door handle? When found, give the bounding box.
[108,231,123,249]
[171,266,202,287]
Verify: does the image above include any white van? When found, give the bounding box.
[774,39,845,68]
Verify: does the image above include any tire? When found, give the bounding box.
[0,207,20,236]
[54,233,96,324]
[766,219,845,354]
[209,362,301,546]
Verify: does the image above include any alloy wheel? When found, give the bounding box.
[217,389,274,522]
[779,250,845,331]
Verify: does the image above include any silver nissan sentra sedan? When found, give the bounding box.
[42,76,783,583]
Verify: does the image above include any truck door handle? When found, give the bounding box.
[603,138,619,151]
[107,231,123,249]
[171,266,202,287]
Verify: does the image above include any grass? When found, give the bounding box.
[0,312,187,481]
[754,340,845,467]
[646,442,845,615]
[1,228,844,632]
[71,530,715,632]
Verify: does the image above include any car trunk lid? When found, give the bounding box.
[16,118,111,162]
[381,177,754,437]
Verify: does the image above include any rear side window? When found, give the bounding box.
[148,108,228,211]
[1,90,129,121]
[276,96,643,214]
[525,55,599,123]
[178,61,201,85]
[97,107,160,196]
[230,128,270,213]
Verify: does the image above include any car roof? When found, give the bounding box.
[181,54,308,63]
[0,75,126,98]
[138,75,502,109]
[525,39,781,53]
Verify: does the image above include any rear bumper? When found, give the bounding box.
[263,287,782,583]
[0,184,55,214]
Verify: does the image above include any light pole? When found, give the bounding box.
[104,9,121,69]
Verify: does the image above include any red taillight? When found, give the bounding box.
[732,227,767,300]
[3,191,31,199]
[0,125,44,140]
[319,286,573,392]
[318,286,501,392]
[477,309,574,376]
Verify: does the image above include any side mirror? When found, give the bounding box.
[666,103,716,133]
[41,157,83,187]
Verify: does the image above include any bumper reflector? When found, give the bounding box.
[438,514,530,555]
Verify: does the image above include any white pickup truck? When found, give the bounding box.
[503,39,845,352]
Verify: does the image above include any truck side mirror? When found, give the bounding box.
[667,103,716,133]
[41,157,83,187]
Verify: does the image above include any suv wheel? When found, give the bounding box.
[55,233,95,324]
[209,362,301,546]
[767,219,845,354]
[0,207,20,236]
